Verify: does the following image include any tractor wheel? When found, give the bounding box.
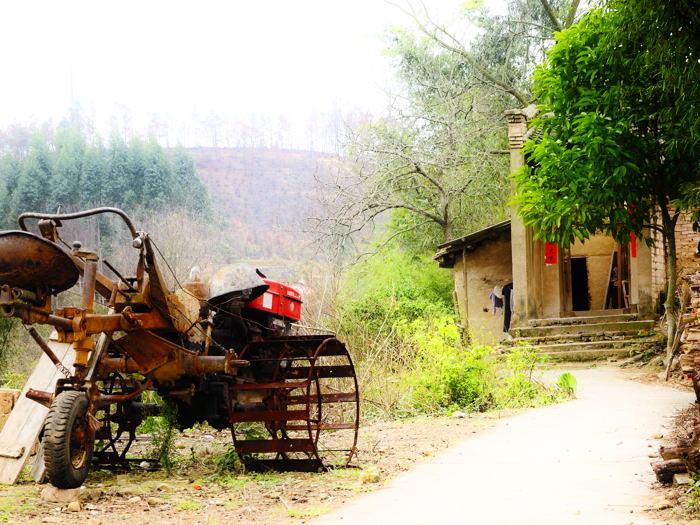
[43,391,94,488]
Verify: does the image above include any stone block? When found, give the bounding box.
[0,389,20,414]
[674,472,691,486]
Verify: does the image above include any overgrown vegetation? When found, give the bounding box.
[145,397,179,476]
[335,247,573,419]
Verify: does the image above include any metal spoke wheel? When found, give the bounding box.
[231,336,359,472]
[92,373,146,469]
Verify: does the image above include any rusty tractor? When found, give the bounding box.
[0,207,359,488]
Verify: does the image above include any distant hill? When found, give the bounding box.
[186,148,342,259]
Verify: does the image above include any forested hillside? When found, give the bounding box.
[187,147,342,258]
[0,124,211,229]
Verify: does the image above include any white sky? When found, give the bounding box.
[0,1,499,147]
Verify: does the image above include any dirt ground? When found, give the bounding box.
[645,401,700,524]
[3,363,691,525]
[0,410,518,525]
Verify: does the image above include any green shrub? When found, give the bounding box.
[335,246,571,419]
[557,372,577,397]
[146,398,178,475]
[401,317,496,413]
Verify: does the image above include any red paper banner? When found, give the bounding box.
[630,232,637,258]
[545,242,557,265]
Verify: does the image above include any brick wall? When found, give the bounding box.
[0,388,20,430]
[651,212,700,307]
[651,216,666,305]
[677,215,700,276]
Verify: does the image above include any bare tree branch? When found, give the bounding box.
[389,1,530,106]
[538,0,563,32]
[564,0,582,28]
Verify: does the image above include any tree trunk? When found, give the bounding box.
[660,205,680,355]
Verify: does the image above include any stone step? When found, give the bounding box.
[508,331,653,346]
[542,347,636,362]
[530,339,660,361]
[527,313,639,327]
[559,308,635,317]
[510,319,655,339]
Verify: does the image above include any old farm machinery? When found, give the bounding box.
[0,207,359,488]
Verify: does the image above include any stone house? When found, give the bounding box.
[434,107,699,356]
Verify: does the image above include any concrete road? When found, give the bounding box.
[314,367,693,525]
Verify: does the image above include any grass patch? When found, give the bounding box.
[249,472,288,488]
[224,498,242,509]
[287,504,330,518]
[216,474,248,489]
[175,499,203,511]
[0,489,38,522]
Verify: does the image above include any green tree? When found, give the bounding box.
[398,0,584,106]
[105,134,136,210]
[142,138,174,210]
[13,136,52,213]
[170,145,211,215]
[0,154,21,227]
[81,141,108,207]
[511,2,700,350]
[50,128,84,210]
[317,33,510,257]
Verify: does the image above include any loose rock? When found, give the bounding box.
[359,472,380,484]
[66,501,81,512]
[40,486,102,504]
[652,497,672,510]
[674,473,691,485]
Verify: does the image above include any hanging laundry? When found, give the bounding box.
[488,286,503,315]
[502,283,514,332]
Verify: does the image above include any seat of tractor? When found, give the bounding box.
[0,230,79,293]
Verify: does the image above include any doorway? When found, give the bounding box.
[571,257,590,311]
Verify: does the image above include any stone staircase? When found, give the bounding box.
[507,310,662,361]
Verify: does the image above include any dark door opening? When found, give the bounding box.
[571,257,590,311]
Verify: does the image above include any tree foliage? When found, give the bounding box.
[511,0,700,345]
[513,3,699,244]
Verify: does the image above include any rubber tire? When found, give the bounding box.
[43,391,94,488]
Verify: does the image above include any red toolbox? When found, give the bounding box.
[245,279,302,321]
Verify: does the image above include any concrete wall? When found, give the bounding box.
[541,249,563,317]
[506,107,544,325]
[463,233,513,345]
[452,253,469,329]
[570,235,616,310]
[631,230,654,315]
